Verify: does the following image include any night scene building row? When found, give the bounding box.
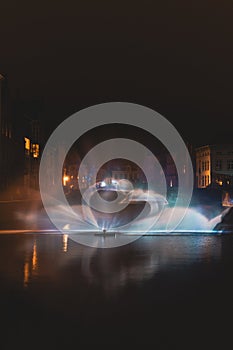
[62,143,233,194]
[0,72,233,200]
[195,144,233,189]
[0,73,16,194]
[0,73,42,199]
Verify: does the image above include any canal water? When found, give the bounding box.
[0,232,233,347]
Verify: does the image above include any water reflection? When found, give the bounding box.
[23,261,29,287]
[14,233,222,294]
[0,233,223,297]
[62,234,68,252]
[23,239,38,287]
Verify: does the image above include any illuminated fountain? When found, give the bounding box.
[12,178,233,250]
[76,181,228,235]
[22,181,231,242]
[32,101,233,248]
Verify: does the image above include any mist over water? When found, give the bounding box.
[10,186,228,235]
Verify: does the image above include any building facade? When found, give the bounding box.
[163,142,195,200]
[23,119,41,193]
[0,74,14,194]
[196,144,233,189]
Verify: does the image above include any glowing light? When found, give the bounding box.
[32,241,37,270]
[24,137,30,155]
[24,262,29,287]
[32,143,40,158]
[112,179,118,185]
[63,175,69,186]
[63,234,68,252]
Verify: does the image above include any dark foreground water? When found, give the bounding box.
[0,232,233,348]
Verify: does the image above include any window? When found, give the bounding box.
[24,137,30,156]
[215,160,222,170]
[199,160,201,173]
[201,176,205,187]
[31,143,40,158]
[227,160,233,170]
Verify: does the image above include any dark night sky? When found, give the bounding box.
[0,0,232,147]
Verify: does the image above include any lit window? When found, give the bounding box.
[31,143,39,158]
[63,175,69,186]
[24,137,30,155]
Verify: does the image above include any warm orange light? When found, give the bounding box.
[32,143,40,158]
[24,137,30,153]
[63,175,69,186]
[32,241,37,270]
[63,234,68,252]
[24,262,29,287]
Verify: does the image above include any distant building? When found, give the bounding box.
[111,163,145,184]
[164,153,178,189]
[0,74,15,194]
[164,142,195,190]
[11,94,45,196]
[62,145,196,195]
[23,119,41,192]
[62,157,146,192]
[0,74,7,191]
[195,144,233,189]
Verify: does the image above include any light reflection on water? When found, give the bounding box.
[0,231,230,349]
[0,233,222,295]
[23,239,38,287]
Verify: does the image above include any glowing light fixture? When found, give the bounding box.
[63,175,69,186]
[24,137,30,155]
